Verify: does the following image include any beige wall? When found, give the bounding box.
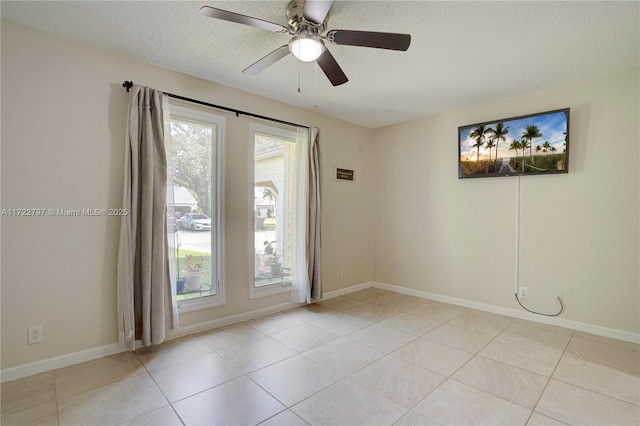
[0,21,374,369]
[372,69,640,334]
[2,18,637,373]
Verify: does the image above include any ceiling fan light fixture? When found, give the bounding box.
[289,35,324,62]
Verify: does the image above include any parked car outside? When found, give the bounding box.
[180,213,211,231]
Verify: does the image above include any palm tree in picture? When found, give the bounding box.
[535,145,542,155]
[470,125,489,162]
[542,140,551,154]
[520,139,530,171]
[522,125,542,164]
[509,140,520,170]
[486,122,509,161]
[550,146,557,154]
[485,139,496,162]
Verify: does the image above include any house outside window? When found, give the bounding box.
[250,124,301,299]
[167,103,225,312]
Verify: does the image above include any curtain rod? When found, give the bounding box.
[122,81,309,129]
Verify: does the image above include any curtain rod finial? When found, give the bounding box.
[123,81,133,92]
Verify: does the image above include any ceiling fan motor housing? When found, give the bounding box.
[286,0,327,33]
[199,0,410,86]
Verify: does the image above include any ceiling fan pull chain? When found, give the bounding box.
[297,60,302,93]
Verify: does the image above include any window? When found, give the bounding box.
[167,103,225,312]
[250,124,303,299]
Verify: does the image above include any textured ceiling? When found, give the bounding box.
[2,1,639,128]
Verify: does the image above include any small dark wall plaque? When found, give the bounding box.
[335,167,354,181]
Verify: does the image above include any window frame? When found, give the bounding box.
[168,101,226,313]
[248,122,297,300]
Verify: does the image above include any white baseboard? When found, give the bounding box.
[4,280,637,383]
[371,281,640,344]
[1,342,124,383]
[1,301,303,383]
[321,281,375,300]
[168,300,302,339]
[322,281,639,344]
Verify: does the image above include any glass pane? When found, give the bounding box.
[254,134,294,287]
[168,119,215,300]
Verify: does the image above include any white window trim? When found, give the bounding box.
[169,102,226,313]
[249,122,297,300]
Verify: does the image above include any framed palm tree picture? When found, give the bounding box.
[458,108,570,179]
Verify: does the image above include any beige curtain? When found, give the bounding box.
[308,127,322,301]
[117,84,173,350]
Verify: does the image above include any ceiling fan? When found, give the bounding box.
[200,0,411,86]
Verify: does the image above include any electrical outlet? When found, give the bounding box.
[518,287,528,301]
[340,270,346,279]
[28,325,43,344]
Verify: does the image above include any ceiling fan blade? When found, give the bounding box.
[316,49,348,86]
[200,6,289,34]
[327,30,411,51]
[242,45,290,75]
[303,0,334,25]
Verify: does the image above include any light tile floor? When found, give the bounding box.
[2,288,639,425]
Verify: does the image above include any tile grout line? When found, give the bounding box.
[187,298,634,424]
[242,352,344,425]
[247,299,435,424]
[242,342,362,425]
[53,370,60,426]
[545,355,640,407]
[242,373,292,421]
[414,318,540,422]
[525,329,575,425]
[357,305,504,422]
[10,289,636,425]
[132,350,186,425]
